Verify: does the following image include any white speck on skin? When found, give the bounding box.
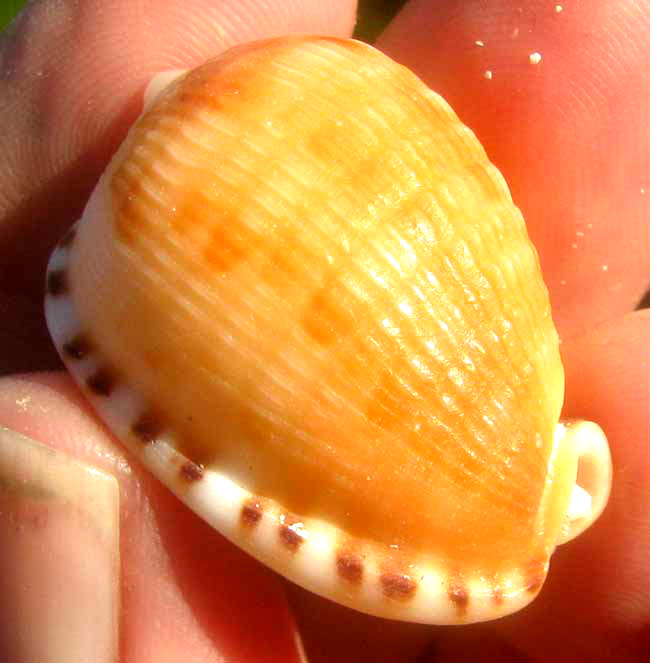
[602,264,609,271]
[587,223,593,229]
[475,40,485,47]
[15,396,31,411]
[576,231,585,237]
[641,187,646,195]
[529,52,542,65]
[484,70,493,80]
[555,4,563,12]
[215,23,227,40]
[560,279,567,286]
[511,27,520,39]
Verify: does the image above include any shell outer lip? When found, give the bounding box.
[556,420,613,545]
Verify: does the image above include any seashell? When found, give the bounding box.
[44,36,612,624]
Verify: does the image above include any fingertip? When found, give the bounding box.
[0,424,120,663]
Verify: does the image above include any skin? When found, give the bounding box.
[0,0,649,660]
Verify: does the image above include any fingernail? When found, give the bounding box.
[0,426,119,663]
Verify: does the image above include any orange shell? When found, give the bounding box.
[45,37,587,623]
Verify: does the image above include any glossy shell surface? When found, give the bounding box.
[46,37,580,623]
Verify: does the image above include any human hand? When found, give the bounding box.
[1,1,649,661]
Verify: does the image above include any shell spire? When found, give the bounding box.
[45,36,612,624]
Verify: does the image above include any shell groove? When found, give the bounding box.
[45,37,581,623]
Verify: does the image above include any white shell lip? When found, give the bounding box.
[143,69,188,111]
[45,213,551,625]
[556,420,612,545]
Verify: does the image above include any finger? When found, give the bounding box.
[0,425,120,663]
[287,584,435,663]
[0,0,357,372]
[378,0,650,339]
[0,372,305,663]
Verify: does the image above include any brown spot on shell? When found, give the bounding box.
[59,226,77,248]
[174,77,247,115]
[279,517,307,552]
[337,552,364,584]
[241,499,263,527]
[301,286,354,347]
[265,226,307,284]
[180,460,204,482]
[380,572,417,601]
[46,270,67,296]
[523,560,547,594]
[201,208,256,274]
[86,369,116,396]
[63,335,91,360]
[449,582,470,616]
[131,413,165,444]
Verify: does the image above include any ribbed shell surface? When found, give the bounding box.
[64,38,569,580]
